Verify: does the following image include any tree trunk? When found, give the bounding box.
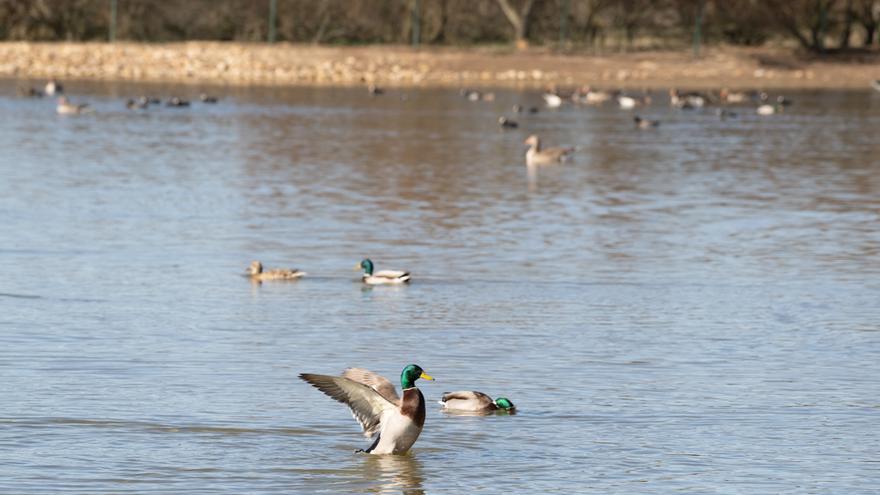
[839,0,853,48]
[496,0,536,47]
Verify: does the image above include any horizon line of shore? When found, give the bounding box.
[2,42,878,90]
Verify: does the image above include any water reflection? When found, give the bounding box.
[361,454,424,495]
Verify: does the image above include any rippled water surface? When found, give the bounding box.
[1,81,879,494]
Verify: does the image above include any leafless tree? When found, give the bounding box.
[496,0,536,47]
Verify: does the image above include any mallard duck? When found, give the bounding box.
[126,98,149,110]
[166,97,190,107]
[439,391,515,413]
[633,115,659,129]
[300,364,434,454]
[357,259,410,285]
[543,92,563,108]
[498,116,518,129]
[56,97,90,115]
[524,135,574,166]
[577,86,614,105]
[246,260,306,281]
[617,94,650,110]
[45,79,63,96]
[669,88,709,108]
[17,86,44,98]
[756,103,780,115]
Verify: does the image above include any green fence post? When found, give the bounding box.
[109,0,117,42]
[560,0,569,46]
[412,0,421,47]
[693,0,704,58]
[269,0,278,43]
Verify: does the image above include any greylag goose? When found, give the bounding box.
[524,135,574,166]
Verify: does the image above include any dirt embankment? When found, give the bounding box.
[1,42,878,89]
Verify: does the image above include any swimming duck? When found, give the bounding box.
[756,103,780,115]
[512,104,540,114]
[872,80,880,92]
[246,260,306,281]
[166,97,190,107]
[45,79,63,96]
[357,259,410,285]
[617,94,650,109]
[56,97,90,115]
[498,116,519,129]
[126,98,149,110]
[669,88,708,108]
[18,86,44,98]
[717,108,738,120]
[524,135,574,166]
[367,84,384,95]
[718,88,756,104]
[577,86,614,105]
[439,391,515,413]
[543,92,563,108]
[633,115,660,129]
[200,93,219,103]
[300,364,434,454]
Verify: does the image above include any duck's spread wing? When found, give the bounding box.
[342,368,400,405]
[300,373,396,437]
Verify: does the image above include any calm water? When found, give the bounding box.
[1,81,879,494]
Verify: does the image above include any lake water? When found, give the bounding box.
[1,81,878,494]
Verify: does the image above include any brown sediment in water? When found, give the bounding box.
[1,42,877,90]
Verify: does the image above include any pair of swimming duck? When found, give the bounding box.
[246,259,411,285]
[300,364,514,454]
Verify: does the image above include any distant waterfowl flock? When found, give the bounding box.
[17,78,219,114]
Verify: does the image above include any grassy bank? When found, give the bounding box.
[1,42,878,89]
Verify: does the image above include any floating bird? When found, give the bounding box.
[872,80,880,92]
[669,88,707,108]
[56,97,89,115]
[633,115,660,129]
[44,79,63,96]
[543,92,563,108]
[577,86,614,105]
[718,88,756,104]
[513,104,540,114]
[299,364,434,454]
[461,89,482,102]
[200,93,218,103]
[367,84,384,96]
[357,259,410,285]
[498,116,519,129]
[17,86,43,98]
[717,108,738,120]
[245,261,306,281]
[524,135,574,166]
[439,391,515,413]
[126,98,149,110]
[756,103,780,115]
[166,97,190,107]
[617,94,650,109]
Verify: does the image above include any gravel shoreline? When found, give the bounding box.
[1,42,877,90]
